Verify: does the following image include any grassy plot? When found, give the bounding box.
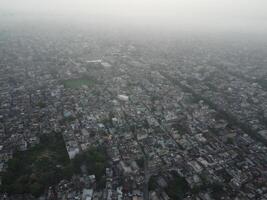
[0,133,72,197]
[62,78,96,89]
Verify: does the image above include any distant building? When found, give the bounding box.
[118,94,129,101]
[101,62,112,68]
[67,147,80,159]
[82,189,93,200]
[85,60,112,69]
[258,130,267,141]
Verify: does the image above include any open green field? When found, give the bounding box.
[62,78,95,89]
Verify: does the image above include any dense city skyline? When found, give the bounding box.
[1,1,267,200]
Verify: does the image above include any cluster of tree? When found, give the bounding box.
[148,171,189,200]
[148,176,157,191]
[136,158,144,169]
[59,115,76,125]
[72,147,108,182]
[257,78,267,90]
[192,174,224,198]
[1,132,109,197]
[165,172,190,200]
[0,133,72,197]
[36,101,46,108]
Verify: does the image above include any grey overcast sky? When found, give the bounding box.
[1,0,267,33]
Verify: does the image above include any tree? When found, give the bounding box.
[30,182,43,197]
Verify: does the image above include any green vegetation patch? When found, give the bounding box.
[257,78,267,90]
[62,77,96,89]
[165,172,190,200]
[0,133,72,197]
[72,147,108,181]
[1,131,108,197]
[36,101,46,108]
[149,171,189,200]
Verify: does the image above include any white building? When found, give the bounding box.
[118,94,129,101]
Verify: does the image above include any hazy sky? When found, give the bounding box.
[1,0,267,33]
